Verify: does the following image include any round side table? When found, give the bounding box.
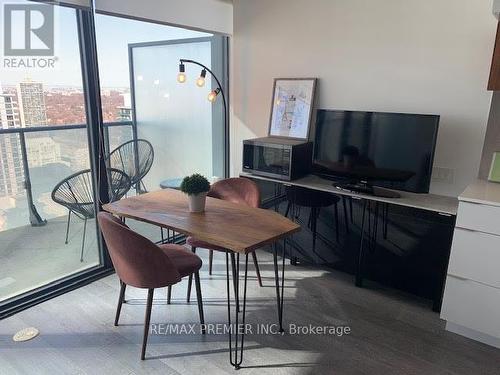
[159,177,183,190]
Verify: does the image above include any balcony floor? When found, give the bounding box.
[0,215,161,302]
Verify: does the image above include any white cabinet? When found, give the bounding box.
[441,276,500,339]
[441,180,500,349]
[456,201,500,236]
[447,228,500,288]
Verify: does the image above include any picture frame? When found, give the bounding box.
[488,151,500,183]
[268,78,317,140]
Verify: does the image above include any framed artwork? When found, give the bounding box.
[268,78,317,140]
[488,152,500,183]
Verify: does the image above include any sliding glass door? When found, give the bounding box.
[94,14,228,240]
[1,3,229,318]
[0,1,112,318]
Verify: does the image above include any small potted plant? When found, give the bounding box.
[180,173,211,213]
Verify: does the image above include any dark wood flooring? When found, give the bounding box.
[1,249,499,374]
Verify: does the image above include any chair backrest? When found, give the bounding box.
[208,177,260,208]
[97,212,181,288]
[51,169,95,218]
[107,139,154,185]
[52,169,131,218]
[108,168,132,201]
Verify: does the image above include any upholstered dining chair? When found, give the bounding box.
[97,212,205,360]
[183,177,263,303]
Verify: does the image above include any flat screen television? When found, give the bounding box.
[313,109,440,194]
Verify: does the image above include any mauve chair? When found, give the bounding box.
[97,212,205,360]
[184,177,263,303]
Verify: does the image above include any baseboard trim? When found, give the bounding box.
[0,267,114,320]
[446,321,500,349]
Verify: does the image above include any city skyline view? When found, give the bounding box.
[0,76,134,231]
[0,80,131,125]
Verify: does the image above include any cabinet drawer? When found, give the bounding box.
[441,276,500,338]
[456,201,500,235]
[448,228,500,288]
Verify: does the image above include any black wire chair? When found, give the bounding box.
[51,168,131,262]
[106,139,154,193]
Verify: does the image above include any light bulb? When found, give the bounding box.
[177,72,186,83]
[196,69,207,87]
[196,76,205,87]
[177,62,186,83]
[208,89,218,102]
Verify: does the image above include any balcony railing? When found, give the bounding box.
[0,121,134,228]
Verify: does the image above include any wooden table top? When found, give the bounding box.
[103,189,301,253]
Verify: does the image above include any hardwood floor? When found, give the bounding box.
[1,248,499,375]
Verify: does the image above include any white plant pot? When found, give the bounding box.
[187,192,207,213]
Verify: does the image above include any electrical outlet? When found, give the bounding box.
[432,167,455,184]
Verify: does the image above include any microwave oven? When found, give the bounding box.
[242,137,313,181]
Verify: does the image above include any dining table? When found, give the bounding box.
[103,188,300,369]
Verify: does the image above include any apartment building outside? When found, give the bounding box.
[0,87,24,199]
[17,79,48,128]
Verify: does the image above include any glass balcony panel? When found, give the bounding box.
[106,123,134,154]
[0,133,27,231]
[26,128,91,221]
[132,40,213,190]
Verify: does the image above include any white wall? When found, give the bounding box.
[95,0,233,35]
[231,0,497,197]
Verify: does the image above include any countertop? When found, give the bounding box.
[460,179,500,207]
[241,172,459,216]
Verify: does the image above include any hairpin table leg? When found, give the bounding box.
[225,240,288,369]
[273,240,287,332]
[226,251,249,370]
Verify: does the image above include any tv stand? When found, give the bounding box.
[241,171,459,311]
[333,181,401,198]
